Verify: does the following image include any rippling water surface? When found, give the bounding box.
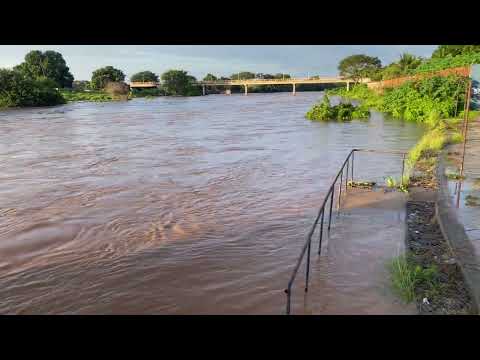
[0,92,424,314]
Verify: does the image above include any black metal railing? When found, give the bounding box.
[284,148,407,315]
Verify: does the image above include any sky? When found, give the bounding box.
[0,45,437,81]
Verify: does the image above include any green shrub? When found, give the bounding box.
[306,95,370,121]
[414,52,480,73]
[0,69,65,108]
[59,89,113,102]
[327,76,468,126]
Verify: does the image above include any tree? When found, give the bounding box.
[432,45,480,58]
[230,72,255,80]
[203,73,218,81]
[91,66,125,90]
[397,53,422,72]
[14,50,74,88]
[161,69,200,96]
[130,71,158,83]
[0,68,65,108]
[381,53,423,80]
[338,54,382,83]
[72,80,91,91]
[381,64,403,80]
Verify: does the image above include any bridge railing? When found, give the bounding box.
[199,77,350,85]
[284,148,407,315]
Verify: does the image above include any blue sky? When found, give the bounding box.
[0,45,437,81]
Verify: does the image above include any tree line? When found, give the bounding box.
[2,45,479,108]
[336,45,480,84]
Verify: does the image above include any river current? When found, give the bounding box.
[0,92,424,314]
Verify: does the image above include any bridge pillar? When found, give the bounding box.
[292,83,296,96]
[244,84,248,95]
[202,85,206,96]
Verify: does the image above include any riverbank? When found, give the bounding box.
[404,199,473,314]
[326,77,480,312]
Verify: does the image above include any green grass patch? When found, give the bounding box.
[446,171,465,180]
[388,255,441,303]
[60,90,114,102]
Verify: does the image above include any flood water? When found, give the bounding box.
[446,117,480,254]
[0,92,424,314]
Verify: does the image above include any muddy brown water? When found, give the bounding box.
[0,93,424,314]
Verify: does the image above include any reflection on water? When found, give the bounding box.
[0,93,423,314]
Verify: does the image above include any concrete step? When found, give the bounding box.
[290,188,417,315]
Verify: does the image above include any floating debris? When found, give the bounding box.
[465,194,480,207]
[347,180,375,189]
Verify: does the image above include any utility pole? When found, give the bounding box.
[456,79,473,208]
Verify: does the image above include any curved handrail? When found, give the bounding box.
[284,148,407,314]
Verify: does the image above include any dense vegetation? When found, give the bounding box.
[59,89,113,102]
[14,50,74,88]
[327,75,469,126]
[0,69,65,107]
[160,70,201,96]
[130,71,159,83]
[91,66,126,90]
[337,54,382,82]
[414,52,480,74]
[352,45,480,81]
[305,95,369,121]
[327,74,469,185]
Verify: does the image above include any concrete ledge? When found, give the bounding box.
[436,151,480,314]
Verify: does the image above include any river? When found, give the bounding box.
[0,92,424,314]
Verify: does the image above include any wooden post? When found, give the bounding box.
[244,84,248,95]
[293,83,296,96]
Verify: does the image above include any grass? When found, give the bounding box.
[446,172,465,180]
[60,90,115,103]
[388,255,440,303]
[385,176,396,188]
[60,90,135,102]
[402,120,464,184]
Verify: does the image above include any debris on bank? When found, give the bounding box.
[347,180,375,189]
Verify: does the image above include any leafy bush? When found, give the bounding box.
[0,69,65,108]
[59,89,113,102]
[328,76,468,127]
[91,66,125,90]
[306,95,370,121]
[130,71,158,83]
[414,52,480,74]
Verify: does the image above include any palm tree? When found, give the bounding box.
[397,53,422,73]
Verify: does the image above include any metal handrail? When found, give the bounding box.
[284,148,407,315]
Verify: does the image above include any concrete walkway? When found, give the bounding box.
[297,188,417,315]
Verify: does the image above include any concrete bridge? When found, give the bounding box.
[130,77,367,95]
